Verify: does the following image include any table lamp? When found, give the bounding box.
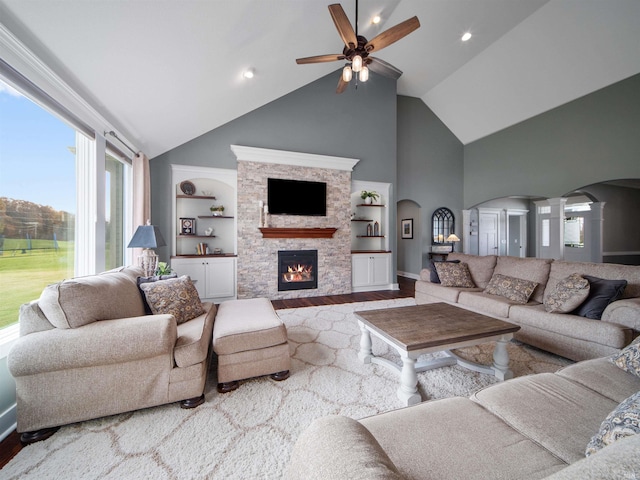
[446,233,460,252]
[127,221,167,277]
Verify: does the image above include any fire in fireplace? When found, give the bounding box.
[278,250,318,291]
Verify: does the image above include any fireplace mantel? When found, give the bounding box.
[259,227,338,239]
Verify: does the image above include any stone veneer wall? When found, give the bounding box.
[237,161,352,299]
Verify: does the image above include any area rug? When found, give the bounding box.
[2,298,572,479]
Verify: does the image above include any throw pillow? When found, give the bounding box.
[139,275,204,325]
[427,259,460,283]
[585,390,640,456]
[572,275,627,320]
[610,336,640,378]
[544,273,590,313]
[484,273,538,304]
[137,273,178,314]
[434,262,475,288]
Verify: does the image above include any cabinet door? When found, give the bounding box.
[171,258,206,298]
[370,254,390,286]
[352,255,371,287]
[204,257,236,299]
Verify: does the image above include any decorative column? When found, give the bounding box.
[590,202,606,263]
[547,197,567,260]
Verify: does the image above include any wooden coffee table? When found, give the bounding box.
[355,302,521,406]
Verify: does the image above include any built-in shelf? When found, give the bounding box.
[197,215,234,219]
[356,204,385,207]
[259,227,338,239]
[351,250,392,254]
[171,254,237,258]
[351,219,373,222]
[357,235,385,238]
[177,235,217,239]
[176,194,217,200]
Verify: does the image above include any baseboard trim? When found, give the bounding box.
[397,271,420,280]
[0,403,17,442]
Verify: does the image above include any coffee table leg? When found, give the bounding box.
[492,336,514,381]
[398,354,421,406]
[358,322,373,364]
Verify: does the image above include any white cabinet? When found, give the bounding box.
[171,256,237,302]
[352,253,391,292]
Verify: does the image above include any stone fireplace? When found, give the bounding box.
[232,145,359,299]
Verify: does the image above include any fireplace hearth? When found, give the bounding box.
[278,250,318,291]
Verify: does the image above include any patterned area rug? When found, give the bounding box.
[2,298,571,479]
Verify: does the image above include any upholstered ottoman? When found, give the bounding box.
[212,298,290,392]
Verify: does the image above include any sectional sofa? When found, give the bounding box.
[286,349,640,479]
[415,253,640,361]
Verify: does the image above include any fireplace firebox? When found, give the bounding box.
[278,250,318,291]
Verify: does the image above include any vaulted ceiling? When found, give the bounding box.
[1,0,639,158]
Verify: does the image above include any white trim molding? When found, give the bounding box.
[231,145,360,171]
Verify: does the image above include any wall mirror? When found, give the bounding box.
[432,207,455,244]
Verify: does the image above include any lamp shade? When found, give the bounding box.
[446,234,461,242]
[127,225,167,249]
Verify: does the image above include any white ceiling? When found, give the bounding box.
[1,0,639,158]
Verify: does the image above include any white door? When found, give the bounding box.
[352,255,371,287]
[479,212,499,256]
[205,257,236,299]
[171,258,206,298]
[371,254,390,286]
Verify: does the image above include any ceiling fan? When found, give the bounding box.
[296,2,420,94]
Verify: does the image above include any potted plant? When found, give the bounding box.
[360,190,379,205]
[210,205,225,216]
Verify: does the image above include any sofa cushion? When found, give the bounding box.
[544,273,590,313]
[471,373,619,463]
[458,291,523,319]
[493,256,552,303]
[447,253,497,289]
[285,415,403,480]
[38,269,146,329]
[137,273,178,314]
[585,390,640,456]
[361,396,567,480]
[556,357,640,404]
[414,281,482,303]
[484,273,538,304]
[611,335,640,378]
[545,260,640,300]
[572,276,627,320]
[509,304,631,350]
[139,275,205,325]
[434,262,475,288]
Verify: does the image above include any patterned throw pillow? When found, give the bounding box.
[544,273,590,313]
[427,259,460,283]
[433,262,475,288]
[585,390,640,456]
[611,336,640,378]
[484,274,538,304]
[139,275,204,324]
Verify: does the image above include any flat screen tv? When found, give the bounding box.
[268,178,326,216]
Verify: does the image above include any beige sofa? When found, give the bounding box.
[415,253,640,361]
[286,355,640,479]
[8,266,215,444]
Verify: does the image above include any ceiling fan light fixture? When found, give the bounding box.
[461,32,472,42]
[342,65,353,82]
[352,54,363,73]
[359,65,369,82]
[242,68,255,79]
[372,15,381,25]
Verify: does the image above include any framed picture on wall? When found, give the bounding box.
[401,218,413,239]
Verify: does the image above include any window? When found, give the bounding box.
[0,79,132,330]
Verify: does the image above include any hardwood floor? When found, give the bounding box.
[0,276,416,468]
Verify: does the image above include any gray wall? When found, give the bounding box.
[463,73,640,208]
[397,199,422,277]
[151,70,398,272]
[396,96,464,274]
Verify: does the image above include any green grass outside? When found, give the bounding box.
[0,240,74,329]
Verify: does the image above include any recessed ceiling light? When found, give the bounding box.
[372,15,381,24]
[461,32,472,42]
[243,69,255,79]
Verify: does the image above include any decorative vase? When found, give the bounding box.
[365,197,373,205]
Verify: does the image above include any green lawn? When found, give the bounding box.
[0,240,74,329]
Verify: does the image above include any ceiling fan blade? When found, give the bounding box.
[328,4,357,48]
[296,54,345,65]
[365,16,420,53]
[367,57,403,79]
[336,76,349,94]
